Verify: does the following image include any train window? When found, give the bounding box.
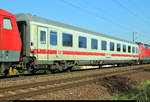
[117,44,121,52]
[136,47,138,53]
[132,47,135,53]
[91,39,98,49]
[128,46,131,53]
[40,31,46,44]
[63,33,73,47]
[123,45,126,52]
[3,18,12,30]
[79,36,87,48]
[101,40,107,50]
[50,31,57,46]
[110,42,114,51]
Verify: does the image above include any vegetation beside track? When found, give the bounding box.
[111,80,150,100]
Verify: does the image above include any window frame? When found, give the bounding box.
[101,40,107,50]
[123,45,126,52]
[110,42,115,51]
[128,46,131,53]
[40,30,46,44]
[50,31,57,46]
[91,38,98,49]
[136,47,138,53]
[62,33,73,47]
[117,43,121,52]
[79,36,87,48]
[132,47,135,53]
[3,18,13,30]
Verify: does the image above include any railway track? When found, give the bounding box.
[0,64,147,82]
[0,64,150,100]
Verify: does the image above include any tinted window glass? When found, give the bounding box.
[3,18,12,29]
[91,39,98,49]
[128,46,131,53]
[40,31,46,44]
[123,45,126,52]
[79,36,87,48]
[110,42,114,51]
[117,44,121,52]
[63,33,73,47]
[132,47,135,53]
[136,47,138,53]
[102,41,107,50]
[50,31,57,45]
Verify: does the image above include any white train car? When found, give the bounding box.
[15,14,139,72]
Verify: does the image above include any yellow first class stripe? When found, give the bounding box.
[35,25,37,35]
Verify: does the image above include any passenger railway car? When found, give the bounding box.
[0,9,149,76]
[15,13,139,72]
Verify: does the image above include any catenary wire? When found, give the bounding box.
[58,0,135,37]
[58,0,150,44]
[111,0,150,26]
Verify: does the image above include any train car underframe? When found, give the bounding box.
[0,58,141,76]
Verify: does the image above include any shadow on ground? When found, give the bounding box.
[144,69,150,72]
[96,76,137,95]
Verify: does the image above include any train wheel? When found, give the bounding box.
[23,70,30,74]
[0,63,5,74]
[44,70,51,74]
[99,65,102,69]
[0,63,12,76]
[30,70,37,74]
[137,61,141,65]
[65,67,71,72]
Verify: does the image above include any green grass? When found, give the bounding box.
[113,80,150,100]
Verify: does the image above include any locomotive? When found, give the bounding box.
[0,9,150,76]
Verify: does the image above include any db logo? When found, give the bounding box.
[58,50,62,54]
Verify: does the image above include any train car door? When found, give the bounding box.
[37,26,48,63]
[48,29,59,62]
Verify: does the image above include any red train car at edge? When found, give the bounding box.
[138,43,150,63]
[0,9,22,73]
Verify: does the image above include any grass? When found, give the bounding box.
[112,80,150,100]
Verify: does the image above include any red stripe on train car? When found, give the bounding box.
[63,51,105,56]
[47,50,57,54]
[111,54,139,57]
[30,49,138,57]
[30,49,57,54]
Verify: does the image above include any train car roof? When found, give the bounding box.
[15,13,136,45]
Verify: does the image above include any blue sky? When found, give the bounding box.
[1,0,150,44]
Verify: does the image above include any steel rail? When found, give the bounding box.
[0,66,149,100]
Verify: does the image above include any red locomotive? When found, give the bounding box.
[0,9,22,75]
[0,9,150,76]
[138,43,150,63]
